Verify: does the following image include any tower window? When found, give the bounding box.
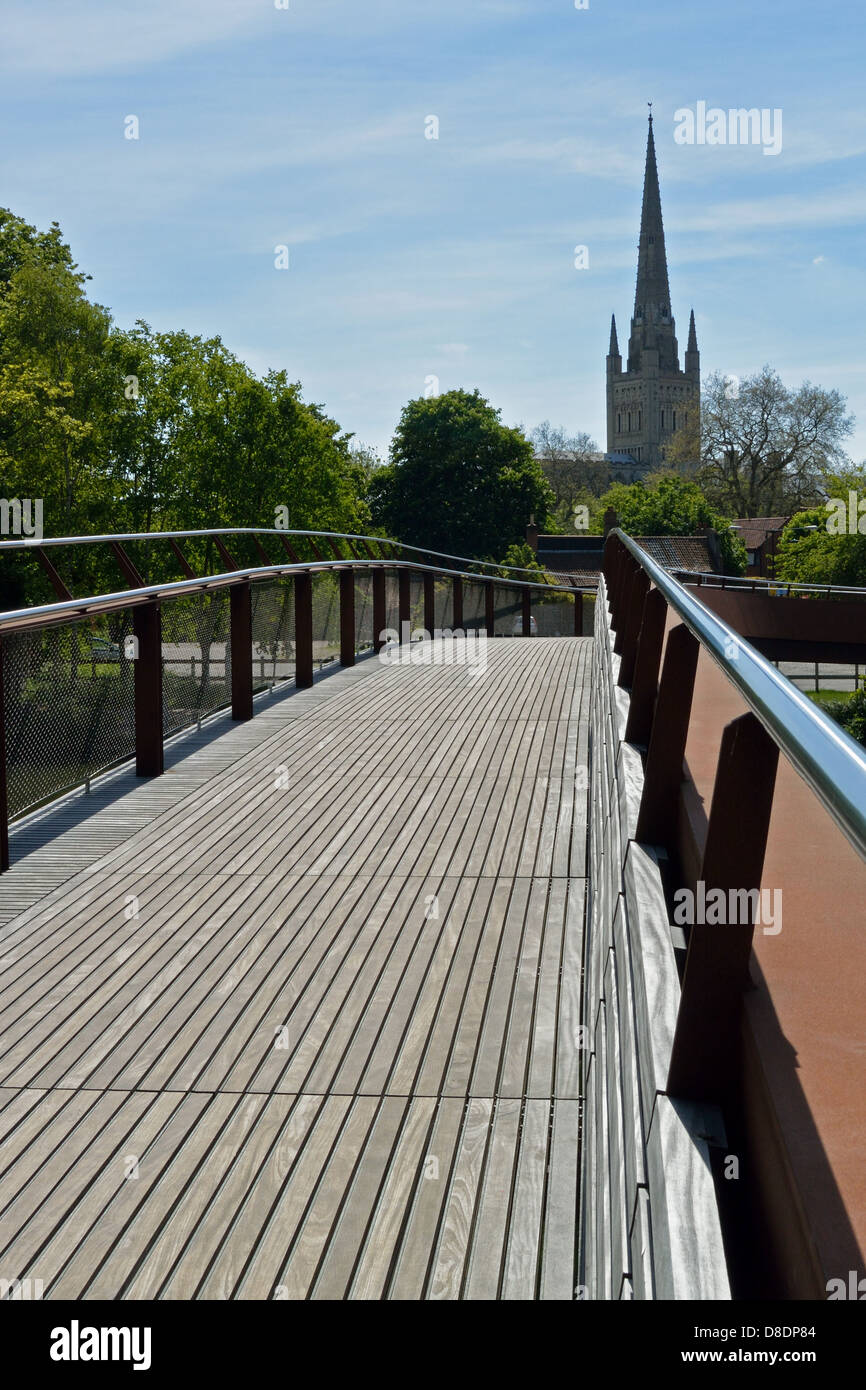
[617,413,621,432]
[673,410,677,430]
[627,412,631,432]
[660,409,664,428]
[638,411,641,430]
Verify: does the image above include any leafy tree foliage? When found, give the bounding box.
[0,207,370,602]
[371,389,552,558]
[774,471,866,586]
[594,472,747,573]
[666,366,853,516]
[531,421,607,529]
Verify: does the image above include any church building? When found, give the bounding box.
[606,113,700,480]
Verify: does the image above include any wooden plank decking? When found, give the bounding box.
[0,637,590,1300]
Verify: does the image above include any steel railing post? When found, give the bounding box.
[485,581,495,637]
[230,581,254,720]
[133,599,164,777]
[0,636,8,871]
[624,588,667,746]
[423,572,435,638]
[295,572,314,688]
[521,587,531,637]
[617,569,651,685]
[667,713,779,1100]
[634,623,699,846]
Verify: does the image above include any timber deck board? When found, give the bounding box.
[0,637,589,1299]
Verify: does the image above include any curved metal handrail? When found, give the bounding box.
[0,554,585,636]
[0,526,570,586]
[612,531,866,862]
[673,568,866,599]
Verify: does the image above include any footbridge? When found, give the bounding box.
[0,528,863,1301]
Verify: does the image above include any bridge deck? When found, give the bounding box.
[0,638,589,1300]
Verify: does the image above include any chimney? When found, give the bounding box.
[526,518,539,552]
[698,525,722,574]
[603,507,618,538]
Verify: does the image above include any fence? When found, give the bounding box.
[583,530,866,1298]
[0,535,591,867]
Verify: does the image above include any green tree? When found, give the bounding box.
[531,421,607,529]
[595,472,746,573]
[774,472,866,586]
[374,389,552,557]
[500,540,545,580]
[668,367,854,516]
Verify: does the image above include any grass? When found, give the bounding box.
[808,689,857,708]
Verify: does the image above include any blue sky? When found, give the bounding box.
[2,0,865,463]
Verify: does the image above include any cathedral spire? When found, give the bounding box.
[628,110,677,373]
[632,111,672,326]
[605,112,700,471]
[687,307,698,352]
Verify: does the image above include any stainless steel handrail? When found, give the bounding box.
[614,531,866,862]
[0,556,585,636]
[674,569,866,599]
[0,526,566,585]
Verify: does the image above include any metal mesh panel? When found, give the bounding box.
[409,576,425,634]
[463,580,486,633]
[384,573,400,639]
[312,573,340,669]
[161,592,232,736]
[434,579,453,633]
[3,616,136,818]
[531,591,575,636]
[251,579,295,688]
[353,572,374,654]
[494,586,522,636]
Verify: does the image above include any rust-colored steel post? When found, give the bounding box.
[230,581,254,720]
[251,535,271,568]
[612,556,639,654]
[453,575,464,632]
[617,569,651,686]
[603,535,622,627]
[168,538,196,579]
[214,536,238,571]
[111,541,145,589]
[624,587,667,746]
[574,592,583,636]
[0,636,9,871]
[372,568,387,652]
[133,600,164,777]
[34,547,72,600]
[634,623,699,846]
[399,568,411,642]
[667,712,779,1100]
[485,581,495,636]
[423,572,435,637]
[278,534,303,565]
[521,587,531,637]
[340,568,356,666]
[294,572,314,688]
[613,546,634,635]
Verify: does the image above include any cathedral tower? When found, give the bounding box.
[606,114,700,476]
